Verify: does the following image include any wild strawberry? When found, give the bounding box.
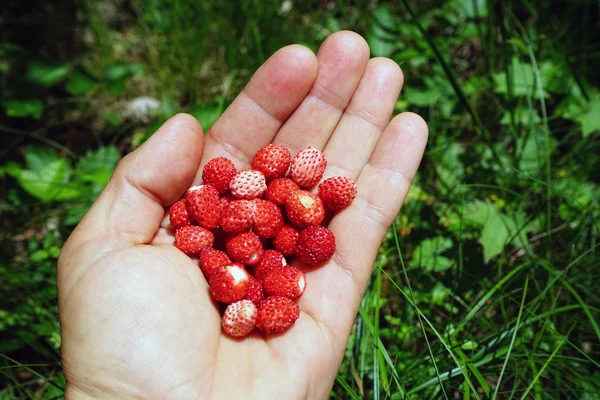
[290,147,327,188]
[230,170,267,199]
[202,157,238,194]
[220,200,256,233]
[256,296,300,335]
[199,248,231,277]
[209,263,251,303]
[285,190,325,228]
[252,199,284,238]
[295,226,336,266]
[186,185,220,229]
[263,267,306,300]
[273,225,299,256]
[244,276,265,306]
[219,194,236,215]
[318,176,357,210]
[254,249,286,280]
[222,300,257,337]
[264,178,300,206]
[175,225,214,256]
[226,231,264,266]
[251,143,291,181]
[169,198,195,229]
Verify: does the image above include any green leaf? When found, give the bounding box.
[25,146,61,174]
[460,340,479,350]
[464,201,538,262]
[2,99,43,119]
[455,0,488,18]
[493,57,548,99]
[66,69,96,95]
[104,63,144,81]
[0,162,22,178]
[567,95,600,137]
[30,250,49,262]
[108,79,125,97]
[189,102,222,130]
[15,147,80,202]
[517,130,556,175]
[409,236,454,271]
[104,110,123,127]
[76,146,121,186]
[367,6,398,57]
[26,60,70,87]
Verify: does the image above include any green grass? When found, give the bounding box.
[1,0,599,398]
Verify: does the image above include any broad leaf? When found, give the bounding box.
[2,100,43,119]
[409,236,454,271]
[367,6,398,58]
[465,201,538,262]
[26,60,70,87]
[66,70,96,95]
[76,146,121,186]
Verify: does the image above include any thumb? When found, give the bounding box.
[64,113,204,253]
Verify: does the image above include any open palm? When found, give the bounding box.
[57,31,428,399]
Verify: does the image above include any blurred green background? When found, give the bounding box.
[1,0,599,398]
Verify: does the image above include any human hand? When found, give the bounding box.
[57,31,428,399]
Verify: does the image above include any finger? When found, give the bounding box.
[321,58,403,180]
[273,31,370,153]
[299,112,428,347]
[63,114,204,253]
[195,45,317,180]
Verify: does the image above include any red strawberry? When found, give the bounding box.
[285,190,325,228]
[202,157,238,194]
[256,296,300,335]
[273,225,299,256]
[199,248,231,277]
[264,178,300,206]
[318,176,357,210]
[226,231,264,266]
[263,267,306,300]
[252,199,284,238]
[219,194,235,215]
[244,276,265,306]
[220,200,256,233]
[230,170,267,199]
[222,299,257,337]
[175,225,214,256]
[296,226,336,266]
[209,263,251,303]
[169,198,195,229]
[290,147,327,188]
[186,185,220,229]
[254,249,286,280]
[251,143,291,181]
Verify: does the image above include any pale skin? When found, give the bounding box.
[57,31,428,399]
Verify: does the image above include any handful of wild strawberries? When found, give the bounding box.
[169,144,357,338]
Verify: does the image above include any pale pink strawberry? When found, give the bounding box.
[222,300,257,337]
[230,170,267,199]
[290,147,327,188]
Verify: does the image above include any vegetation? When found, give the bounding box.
[1,0,598,398]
